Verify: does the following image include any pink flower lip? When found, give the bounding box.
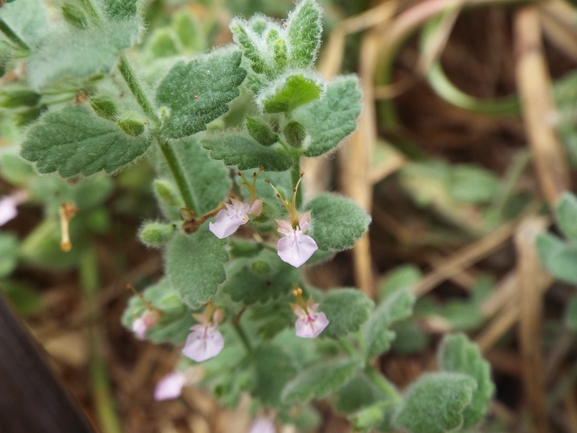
[209,199,251,239]
[276,212,318,268]
[182,323,224,362]
[132,309,160,340]
[154,370,187,401]
[249,416,276,433]
[294,302,329,338]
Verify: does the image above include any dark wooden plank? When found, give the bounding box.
[0,294,96,433]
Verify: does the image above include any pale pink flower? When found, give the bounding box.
[0,191,26,226]
[209,199,251,239]
[154,371,187,401]
[291,290,329,339]
[132,309,160,340]
[182,307,224,362]
[249,416,276,433]
[276,212,318,268]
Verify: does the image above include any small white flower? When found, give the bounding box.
[276,212,318,268]
[132,309,160,340]
[249,416,276,433]
[154,371,187,401]
[291,287,329,339]
[209,199,251,239]
[182,306,225,362]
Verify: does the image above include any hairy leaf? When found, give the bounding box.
[156,47,246,139]
[287,0,322,68]
[0,233,18,278]
[21,105,152,177]
[296,76,361,157]
[556,192,577,240]
[320,288,373,339]
[252,345,297,408]
[261,73,323,113]
[165,224,229,309]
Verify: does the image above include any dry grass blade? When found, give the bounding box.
[514,6,571,207]
[538,0,577,61]
[412,222,515,297]
[564,389,577,433]
[515,216,551,433]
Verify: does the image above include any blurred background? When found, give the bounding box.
[3,0,577,431]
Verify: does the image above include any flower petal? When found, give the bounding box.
[209,201,250,239]
[154,371,187,401]
[132,317,147,340]
[0,196,18,226]
[182,324,224,362]
[249,416,276,433]
[295,311,329,338]
[277,231,318,268]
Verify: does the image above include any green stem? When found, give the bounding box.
[364,366,402,405]
[234,323,253,354]
[291,160,302,210]
[80,249,123,433]
[340,339,360,359]
[0,19,30,52]
[489,149,531,218]
[117,54,160,125]
[156,138,197,211]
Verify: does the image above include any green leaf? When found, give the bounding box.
[156,47,247,139]
[556,192,577,240]
[27,20,141,90]
[165,224,229,309]
[173,11,206,52]
[0,280,43,317]
[379,264,421,300]
[305,194,371,252]
[565,296,577,331]
[201,132,292,171]
[0,0,50,48]
[536,232,564,271]
[228,239,264,258]
[546,243,577,283]
[333,372,388,414]
[155,137,231,216]
[100,0,139,20]
[390,321,430,355]
[282,357,361,404]
[320,288,373,339]
[287,0,322,68]
[446,165,499,204]
[394,372,477,433]
[221,249,300,305]
[296,76,362,157]
[230,19,268,75]
[0,233,18,278]
[0,154,34,187]
[438,334,495,430]
[261,73,323,113]
[246,116,278,146]
[363,287,415,358]
[121,278,195,344]
[21,105,152,178]
[251,345,297,408]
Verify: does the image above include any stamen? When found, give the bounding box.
[59,203,77,252]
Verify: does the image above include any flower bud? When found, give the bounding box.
[61,3,88,29]
[283,120,306,148]
[138,221,175,248]
[153,180,182,207]
[246,116,278,146]
[90,96,119,120]
[117,112,146,136]
[0,89,40,109]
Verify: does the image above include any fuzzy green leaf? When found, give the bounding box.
[165,224,229,309]
[246,116,278,146]
[0,233,18,278]
[305,194,371,252]
[252,345,297,408]
[379,264,421,300]
[20,105,152,178]
[333,372,388,414]
[100,0,139,20]
[363,287,415,359]
[201,132,292,171]
[438,334,495,430]
[221,249,299,305]
[446,165,499,204]
[0,0,50,48]
[394,372,477,433]
[155,137,230,216]
[287,0,322,68]
[156,47,246,139]
[320,288,373,339]
[282,358,361,404]
[556,192,577,240]
[546,243,577,283]
[121,278,195,344]
[296,76,361,157]
[536,232,564,271]
[230,19,268,74]
[27,20,141,90]
[261,74,323,113]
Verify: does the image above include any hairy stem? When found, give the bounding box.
[80,249,123,433]
[234,322,253,354]
[156,138,197,212]
[117,55,160,125]
[0,19,30,52]
[364,366,402,405]
[291,159,303,210]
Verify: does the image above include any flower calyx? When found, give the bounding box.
[290,287,329,338]
[180,203,225,235]
[182,301,225,362]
